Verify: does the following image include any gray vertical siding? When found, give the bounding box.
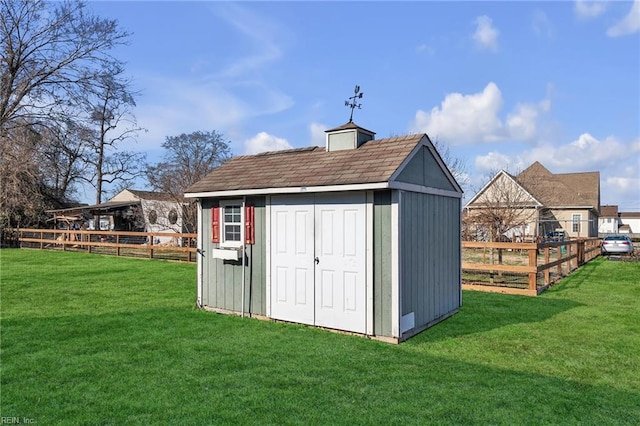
[395,145,457,192]
[201,196,267,316]
[399,191,461,331]
[373,191,393,337]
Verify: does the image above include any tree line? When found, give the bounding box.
[1,0,230,231]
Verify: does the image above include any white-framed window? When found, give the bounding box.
[220,200,243,247]
[572,214,581,233]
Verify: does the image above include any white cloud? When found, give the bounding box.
[244,131,293,154]
[475,152,518,174]
[131,77,293,157]
[474,134,640,206]
[605,175,640,195]
[472,15,499,51]
[574,1,608,19]
[506,104,541,141]
[607,0,640,37]
[126,4,295,161]
[532,10,554,38]
[416,43,435,55]
[209,3,285,78]
[309,122,327,147]
[410,82,550,145]
[525,134,638,170]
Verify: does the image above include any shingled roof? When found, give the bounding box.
[600,205,619,217]
[515,162,600,210]
[185,134,428,195]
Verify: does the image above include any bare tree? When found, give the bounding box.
[432,137,469,191]
[145,131,231,231]
[0,0,132,227]
[464,169,541,242]
[0,127,51,229]
[39,119,93,200]
[79,66,146,204]
[0,0,129,132]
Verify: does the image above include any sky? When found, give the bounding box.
[88,0,640,210]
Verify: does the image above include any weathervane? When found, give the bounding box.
[345,85,364,123]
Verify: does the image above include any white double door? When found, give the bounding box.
[270,193,366,333]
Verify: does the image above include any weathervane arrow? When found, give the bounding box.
[345,85,364,123]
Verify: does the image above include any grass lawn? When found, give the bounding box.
[1,249,639,425]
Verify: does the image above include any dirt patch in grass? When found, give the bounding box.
[604,247,640,262]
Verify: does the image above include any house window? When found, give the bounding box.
[606,218,611,223]
[148,210,158,225]
[572,214,581,233]
[168,208,178,225]
[219,201,243,247]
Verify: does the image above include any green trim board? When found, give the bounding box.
[373,191,393,337]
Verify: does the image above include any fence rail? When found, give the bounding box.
[12,228,198,263]
[462,238,601,296]
[6,229,602,291]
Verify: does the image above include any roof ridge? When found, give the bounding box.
[251,146,320,157]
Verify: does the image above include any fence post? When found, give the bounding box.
[556,243,562,277]
[544,247,550,285]
[578,240,585,265]
[528,247,537,291]
[116,234,121,257]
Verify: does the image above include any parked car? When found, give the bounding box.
[601,235,634,255]
[543,230,568,242]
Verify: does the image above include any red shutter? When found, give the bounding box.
[212,206,220,243]
[245,205,255,245]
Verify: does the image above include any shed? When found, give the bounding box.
[185,122,463,342]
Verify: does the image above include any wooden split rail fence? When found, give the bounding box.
[8,229,601,294]
[462,238,601,296]
[14,228,198,263]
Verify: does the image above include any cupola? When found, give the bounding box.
[325,121,376,152]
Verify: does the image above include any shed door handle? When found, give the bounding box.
[314,257,319,264]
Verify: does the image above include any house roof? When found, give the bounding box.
[600,205,619,217]
[465,169,543,208]
[46,189,179,217]
[128,189,174,201]
[515,162,600,210]
[325,121,376,135]
[185,134,453,196]
[464,161,600,212]
[46,200,141,215]
[620,211,640,218]
[113,189,178,202]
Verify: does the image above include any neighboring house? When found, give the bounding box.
[599,205,640,235]
[598,205,620,234]
[619,212,640,234]
[464,162,600,240]
[109,189,184,239]
[48,189,185,243]
[184,121,463,343]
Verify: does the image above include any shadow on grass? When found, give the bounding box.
[410,290,583,344]
[2,307,639,425]
[544,257,601,294]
